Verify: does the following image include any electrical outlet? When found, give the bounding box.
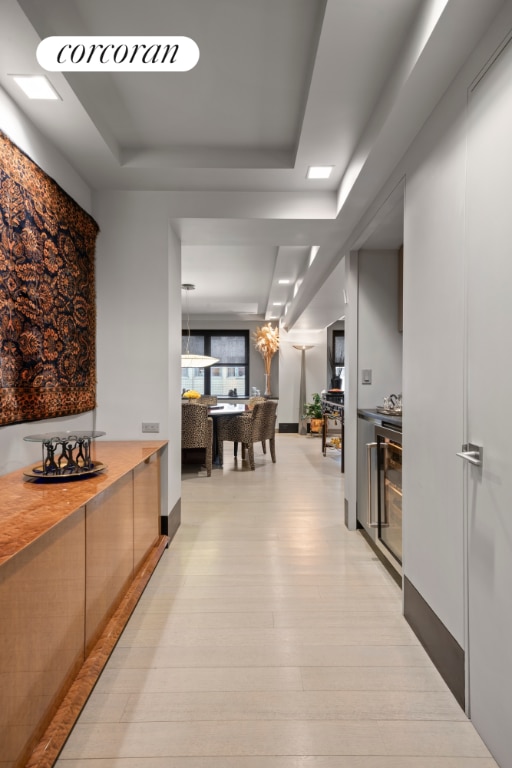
[142,422,160,433]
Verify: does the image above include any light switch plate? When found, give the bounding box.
[361,369,372,385]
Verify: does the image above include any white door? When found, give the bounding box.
[464,35,512,768]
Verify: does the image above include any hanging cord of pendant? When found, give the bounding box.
[182,283,195,355]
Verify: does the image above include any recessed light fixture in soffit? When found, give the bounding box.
[306,165,333,179]
[11,74,60,99]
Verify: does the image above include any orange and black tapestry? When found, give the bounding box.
[0,131,98,426]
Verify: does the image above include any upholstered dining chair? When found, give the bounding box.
[197,395,218,405]
[217,399,277,470]
[248,395,266,409]
[181,402,213,476]
[244,395,268,455]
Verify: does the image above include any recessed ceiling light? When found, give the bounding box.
[307,165,333,180]
[11,75,60,100]
[278,279,291,285]
[272,302,283,306]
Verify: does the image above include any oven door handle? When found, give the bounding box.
[366,442,378,527]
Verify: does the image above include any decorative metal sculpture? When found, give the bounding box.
[23,431,106,479]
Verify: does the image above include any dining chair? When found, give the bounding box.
[197,395,218,405]
[181,402,213,476]
[248,395,266,409]
[243,395,267,455]
[217,399,277,470]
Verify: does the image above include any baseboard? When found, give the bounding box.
[357,527,402,587]
[161,497,181,543]
[279,423,298,433]
[404,576,465,710]
[182,447,205,464]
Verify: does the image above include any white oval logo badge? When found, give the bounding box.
[37,36,200,72]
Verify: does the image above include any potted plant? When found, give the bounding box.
[304,392,323,433]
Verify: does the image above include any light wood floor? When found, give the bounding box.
[55,434,497,767]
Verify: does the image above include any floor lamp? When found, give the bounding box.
[293,345,314,435]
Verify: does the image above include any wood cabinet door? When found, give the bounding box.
[85,473,134,653]
[133,454,161,572]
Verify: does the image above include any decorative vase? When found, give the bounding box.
[264,373,271,396]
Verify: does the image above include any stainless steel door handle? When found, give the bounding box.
[456,443,483,467]
[366,442,378,527]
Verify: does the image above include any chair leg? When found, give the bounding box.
[234,441,238,457]
[269,436,276,463]
[261,440,266,454]
[248,442,255,470]
[218,440,224,467]
[242,443,246,460]
[206,440,212,476]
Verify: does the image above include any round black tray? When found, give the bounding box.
[23,461,107,481]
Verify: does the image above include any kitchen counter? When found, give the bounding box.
[358,408,402,430]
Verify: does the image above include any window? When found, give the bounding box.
[182,331,249,396]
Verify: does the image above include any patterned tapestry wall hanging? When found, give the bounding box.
[0,131,99,426]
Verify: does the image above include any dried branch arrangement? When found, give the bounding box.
[253,323,280,375]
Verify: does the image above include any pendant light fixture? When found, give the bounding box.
[181,283,219,368]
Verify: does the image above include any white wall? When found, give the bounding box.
[167,223,182,515]
[402,86,466,644]
[345,1,512,647]
[398,8,512,645]
[93,191,181,516]
[344,251,359,530]
[0,88,92,214]
[0,89,180,515]
[0,86,95,475]
[278,328,327,425]
[357,249,403,409]
[344,249,402,532]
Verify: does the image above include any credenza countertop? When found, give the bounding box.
[0,439,167,566]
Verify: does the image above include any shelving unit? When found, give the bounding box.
[321,394,344,472]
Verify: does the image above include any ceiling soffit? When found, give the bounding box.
[18,0,327,173]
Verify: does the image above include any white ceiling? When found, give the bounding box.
[0,0,504,329]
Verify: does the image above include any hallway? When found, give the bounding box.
[55,434,497,766]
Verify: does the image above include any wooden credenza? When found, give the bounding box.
[0,441,168,768]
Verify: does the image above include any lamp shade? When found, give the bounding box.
[181,283,219,367]
[181,353,219,368]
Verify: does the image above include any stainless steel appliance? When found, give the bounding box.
[375,425,402,565]
[357,411,402,577]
